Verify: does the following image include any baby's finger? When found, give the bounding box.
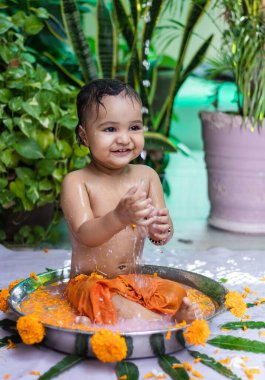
[156,208,169,216]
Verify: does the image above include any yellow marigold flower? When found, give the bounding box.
[194,358,202,363]
[225,291,247,318]
[183,320,210,346]
[17,315,45,345]
[0,288,10,312]
[90,329,127,362]
[8,278,24,291]
[30,371,41,376]
[156,375,166,379]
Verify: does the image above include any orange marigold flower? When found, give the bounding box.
[8,278,24,291]
[225,291,247,318]
[43,248,49,253]
[7,339,16,350]
[30,272,38,281]
[17,315,45,345]
[183,320,210,346]
[156,375,166,379]
[90,329,127,362]
[4,375,10,380]
[30,371,41,376]
[0,288,10,312]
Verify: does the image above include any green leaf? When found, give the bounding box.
[61,0,98,82]
[39,179,53,191]
[0,334,22,348]
[159,355,189,380]
[150,333,165,356]
[0,178,8,189]
[0,319,17,333]
[0,15,13,34]
[45,143,61,159]
[97,0,116,78]
[38,355,84,380]
[221,321,265,330]
[1,149,19,168]
[0,88,12,103]
[15,167,35,182]
[144,132,177,152]
[8,97,23,112]
[188,350,242,380]
[36,160,56,176]
[115,361,139,380]
[24,15,44,35]
[208,335,265,353]
[14,138,44,159]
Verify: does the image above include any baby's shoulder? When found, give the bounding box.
[62,167,88,186]
[131,164,159,179]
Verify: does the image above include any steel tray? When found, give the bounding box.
[9,265,227,359]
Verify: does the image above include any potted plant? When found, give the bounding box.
[0,9,89,244]
[200,0,265,233]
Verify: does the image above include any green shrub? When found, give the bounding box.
[0,12,89,244]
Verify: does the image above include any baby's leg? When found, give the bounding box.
[174,297,202,324]
[112,295,165,321]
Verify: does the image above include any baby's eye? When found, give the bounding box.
[130,125,142,131]
[103,127,116,132]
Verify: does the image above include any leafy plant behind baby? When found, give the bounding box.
[0,11,89,244]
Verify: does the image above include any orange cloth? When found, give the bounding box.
[66,273,187,325]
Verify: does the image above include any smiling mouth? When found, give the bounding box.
[112,149,132,153]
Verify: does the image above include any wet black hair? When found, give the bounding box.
[75,78,142,144]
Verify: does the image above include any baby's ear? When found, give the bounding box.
[78,125,89,146]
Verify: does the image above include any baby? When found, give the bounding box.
[61,79,200,324]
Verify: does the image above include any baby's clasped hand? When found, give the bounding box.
[148,208,171,243]
[114,185,155,227]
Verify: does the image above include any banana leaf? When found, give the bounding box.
[61,0,98,82]
[97,0,117,78]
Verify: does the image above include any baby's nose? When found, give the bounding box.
[116,132,130,144]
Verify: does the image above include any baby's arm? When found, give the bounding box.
[147,169,173,245]
[61,172,155,247]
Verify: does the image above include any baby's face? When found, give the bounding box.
[82,93,144,170]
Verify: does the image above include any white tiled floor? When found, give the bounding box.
[166,151,265,251]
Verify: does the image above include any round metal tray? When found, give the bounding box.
[9,265,227,359]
